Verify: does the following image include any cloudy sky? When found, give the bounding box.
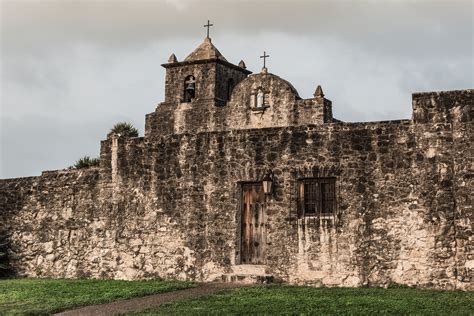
[1,0,473,178]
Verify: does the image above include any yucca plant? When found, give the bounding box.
[110,122,139,137]
[70,156,100,169]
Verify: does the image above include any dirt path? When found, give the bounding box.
[54,282,243,316]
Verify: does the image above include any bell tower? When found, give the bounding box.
[161,36,251,106]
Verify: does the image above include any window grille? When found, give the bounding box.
[298,178,336,217]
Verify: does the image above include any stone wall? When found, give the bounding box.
[145,72,333,137]
[412,90,473,288]
[1,89,472,289]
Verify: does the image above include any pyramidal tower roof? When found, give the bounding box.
[184,37,227,62]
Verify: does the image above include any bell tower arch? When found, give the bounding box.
[183,75,196,102]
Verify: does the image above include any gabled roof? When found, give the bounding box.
[184,37,227,62]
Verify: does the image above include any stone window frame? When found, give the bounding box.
[297,177,337,218]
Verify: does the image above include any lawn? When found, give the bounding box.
[134,285,474,315]
[0,278,196,315]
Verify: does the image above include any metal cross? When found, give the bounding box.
[260,51,270,68]
[204,20,213,38]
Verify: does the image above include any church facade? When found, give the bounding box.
[1,36,472,290]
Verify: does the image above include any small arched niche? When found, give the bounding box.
[251,86,269,109]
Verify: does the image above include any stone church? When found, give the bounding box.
[1,33,472,290]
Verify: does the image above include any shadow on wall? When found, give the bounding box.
[0,234,13,278]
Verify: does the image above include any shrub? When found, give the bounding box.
[70,156,100,169]
[110,122,139,137]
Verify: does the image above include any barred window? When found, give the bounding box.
[298,178,336,217]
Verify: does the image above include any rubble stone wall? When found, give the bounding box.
[145,73,333,137]
[0,89,472,289]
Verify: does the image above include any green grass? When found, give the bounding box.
[134,285,474,315]
[0,278,196,315]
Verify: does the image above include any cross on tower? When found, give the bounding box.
[204,20,213,38]
[260,51,270,68]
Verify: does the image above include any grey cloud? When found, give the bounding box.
[3,1,472,54]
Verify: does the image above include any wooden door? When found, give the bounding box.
[241,183,266,264]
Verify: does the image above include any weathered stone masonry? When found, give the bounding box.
[1,37,472,289]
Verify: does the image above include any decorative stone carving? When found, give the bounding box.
[168,53,177,63]
[314,85,324,98]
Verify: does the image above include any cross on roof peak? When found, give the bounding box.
[204,20,213,38]
[260,51,270,70]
